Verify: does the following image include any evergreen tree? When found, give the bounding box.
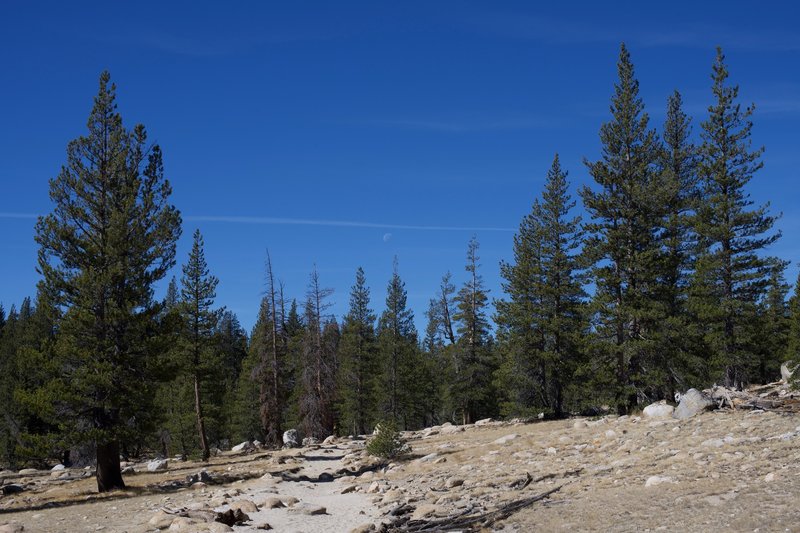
[754,264,789,383]
[299,267,336,439]
[689,48,782,388]
[497,155,586,417]
[451,237,494,424]
[580,43,664,413]
[787,273,800,383]
[34,72,181,491]
[336,267,379,436]
[377,260,420,428]
[216,310,248,444]
[253,253,286,447]
[655,90,702,396]
[179,229,221,461]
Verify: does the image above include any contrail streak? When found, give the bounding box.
[0,212,514,232]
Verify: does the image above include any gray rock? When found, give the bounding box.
[17,468,37,475]
[302,436,319,446]
[289,503,327,515]
[781,361,797,382]
[231,441,253,452]
[50,464,65,472]
[186,470,212,484]
[0,524,25,533]
[643,401,675,418]
[282,429,299,448]
[147,459,169,472]
[673,388,714,419]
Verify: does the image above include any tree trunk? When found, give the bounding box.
[194,374,210,461]
[96,440,125,492]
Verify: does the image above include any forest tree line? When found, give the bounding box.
[1,44,799,492]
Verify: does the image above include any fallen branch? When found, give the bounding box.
[380,484,566,532]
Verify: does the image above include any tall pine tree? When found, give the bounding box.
[179,229,221,461]
[580,44,663,413]
[689,47,782,388]
[34,72,181,490]
[336,267,379,436]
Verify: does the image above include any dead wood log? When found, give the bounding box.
[380,484,566,532]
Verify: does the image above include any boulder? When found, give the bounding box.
[229,500,258,513]
[17,469,37,475]
[643,401,675,419]
[781,361,797,382]
[323,435,337,445]
[302,437,319,447]
[474,418,493,426]
[282,429,299,448]
[673,388,714,419]
[231,441,253,453]
[444,477,464,488]
[147,459,169,472]
[50,464,66,472]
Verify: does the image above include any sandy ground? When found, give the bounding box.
[2,408,800,532]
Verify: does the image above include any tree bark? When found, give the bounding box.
[194,374,210,461]
[96,440,125,492]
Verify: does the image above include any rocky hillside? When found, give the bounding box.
[1,405,799,532]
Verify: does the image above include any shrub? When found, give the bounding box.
[366,419,409,459]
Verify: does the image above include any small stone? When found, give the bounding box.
[493,434,519,445]
[260,496,285,509]
[417,453,439,463]
[381,489,403,503]
[147,459,169,472]
[229,500,258,513]
[50,464,66,471]
[350,525,375,533]
[764,472,776,482]
[147,511,175,529]
[0,523,25,533]
[604,430,617,439]
[701,438,725,448]
[475,418,493,426]
[280,495,299,507]
[411,504,438,520]
[546,447,557,455]
[645,475,672,487]
[366,481,381,494]
[573,420,587,429]
[254,523,273,530]
[445,477,464,489]
[289,503,327,515]
[341,485,357,494]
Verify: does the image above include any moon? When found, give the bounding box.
[382,233,392,242]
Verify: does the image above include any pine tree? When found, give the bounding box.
[377,259,420,428]
[299,267,336,439]
[451,237,494,424]
[754,263,789,383]
[497,155,586,417]
[787,273,800,385]
[336,267,379,436]
[580,43,664,413]
[689,48,782,388]
[179,229,220,461]
[655,90,701,395]
[253,252,286,447]
[34,72,181,491]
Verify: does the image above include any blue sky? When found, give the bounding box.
[2,1,799,333]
